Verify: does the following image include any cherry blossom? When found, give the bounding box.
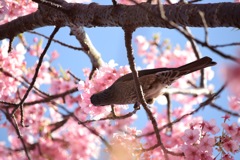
[50,50,59,62]
[222,139,239,153]
[222,122,238,136]
[0,40,26,100]
[182,129,200,144]
[0,0,7,20]
[223,63,240,97]
[77,60,131,119]
[198,135,215,153]
[182,145,200,160]
[203,119,220,135]
[228,96,240,111]
[0,0,38,25]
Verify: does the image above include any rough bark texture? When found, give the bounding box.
[0,2,239,40]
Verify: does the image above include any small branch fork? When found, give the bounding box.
[11,27,60,117]
[123,26,183,159]
[1,109,31,160]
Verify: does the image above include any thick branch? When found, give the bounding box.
[0,2,239,40]
[70,26,104,77]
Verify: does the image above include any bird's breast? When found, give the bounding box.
[139,74,168,100]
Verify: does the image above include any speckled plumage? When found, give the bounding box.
[91,56,216,106]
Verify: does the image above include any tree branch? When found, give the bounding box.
[70,26,104,78]
[0,2,240,40]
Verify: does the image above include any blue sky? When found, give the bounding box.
[0,0,239,159]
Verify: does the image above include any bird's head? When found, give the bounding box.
[90,92,104,106]
[90,86,115,106]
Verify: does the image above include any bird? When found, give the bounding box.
[90,56,216,106]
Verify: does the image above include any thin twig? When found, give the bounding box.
[28,31,84,51]
[24,88,78,106]
[183,27,205,87]
[78,108,138,124]
[183,27,201,60]
[140,83,226,138]
[20,104,25,127]
[165,93,172,135]
[212,42,240,48]
[53,102,111,150]
[11,27,60,116]
[210,103,240,117]
[67,70,81,81]
[2,110,31,160]
[124,26,170,159]
[111,104,117,117]
[8,37,13,53]
[199,11,209,44]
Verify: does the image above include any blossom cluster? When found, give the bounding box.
[109,113,240,160]
[77,61,137,137]
[77,60,131,120]
[0,0,38,24]
[0,40,26,100]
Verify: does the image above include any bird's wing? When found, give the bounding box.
[115,57,216,83]
[115,68,172,83]
[155,70,181,85]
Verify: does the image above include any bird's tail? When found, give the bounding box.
[176,56,216,75]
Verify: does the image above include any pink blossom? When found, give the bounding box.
[232,126,240,142]
[222,122,238,136]
[222,154,234,160]
[0,0,7,20]
[0,0,38,25]
[125,126,142,136]
[199,151,213,160]
[182,145,201,160]
[223,64,240,96]
[135,35,150,56]
[198,136,215,153]
[29,38,43,56]
[203,119,220,134]
[50,50,59,62]
[228,96,240,111]
[222,114,231,122]
[0,40,26,99]
[77,60,133,121]
[222,140,239,153]
[182,129,200,144]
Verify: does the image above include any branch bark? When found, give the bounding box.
[0,2,239,40]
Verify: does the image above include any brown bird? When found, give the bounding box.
[90,56,216,106]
